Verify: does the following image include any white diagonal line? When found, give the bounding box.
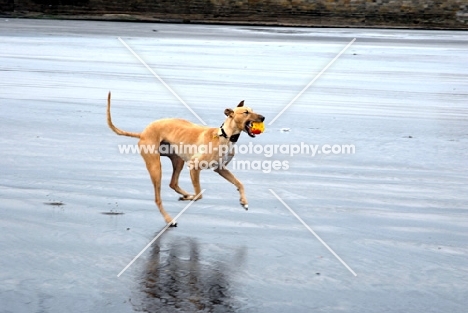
[268,38,356,125]
[118,37,207,125]
[117,189,205,277]
[269,189,357,277]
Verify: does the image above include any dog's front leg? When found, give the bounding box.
[214,168,248,210]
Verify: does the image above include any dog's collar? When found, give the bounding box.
[218,123,240,143]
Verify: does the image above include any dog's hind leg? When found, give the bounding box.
[167,154,194,200]
[214,168,248,210]
[140,144,176,226]
[186,167,203,201]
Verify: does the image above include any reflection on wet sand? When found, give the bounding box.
[135,235,246,313]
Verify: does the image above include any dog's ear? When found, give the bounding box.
[237,100,245,107]
[224,108,234,117]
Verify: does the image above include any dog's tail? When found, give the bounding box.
[107,92,141,139]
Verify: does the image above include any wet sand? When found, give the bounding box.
[1,19,467,312]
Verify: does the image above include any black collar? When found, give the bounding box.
[219,123,240,143]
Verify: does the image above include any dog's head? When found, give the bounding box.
[224,101,265,138]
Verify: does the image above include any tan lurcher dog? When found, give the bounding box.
[107,92,265,226]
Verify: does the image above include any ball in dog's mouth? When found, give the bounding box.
[245,121,265,137]
[251,122,265,135]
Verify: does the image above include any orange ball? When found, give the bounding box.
[251,122,265,135]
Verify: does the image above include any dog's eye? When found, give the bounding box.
[244,111,249,115]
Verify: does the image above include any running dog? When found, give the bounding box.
[107,92,265,226]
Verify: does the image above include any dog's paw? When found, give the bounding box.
[179,195,202,201]
[169,221,178,227]
[178,195,193,201]
[241,203,249,211]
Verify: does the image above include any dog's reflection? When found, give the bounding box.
[137,236,245,313]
